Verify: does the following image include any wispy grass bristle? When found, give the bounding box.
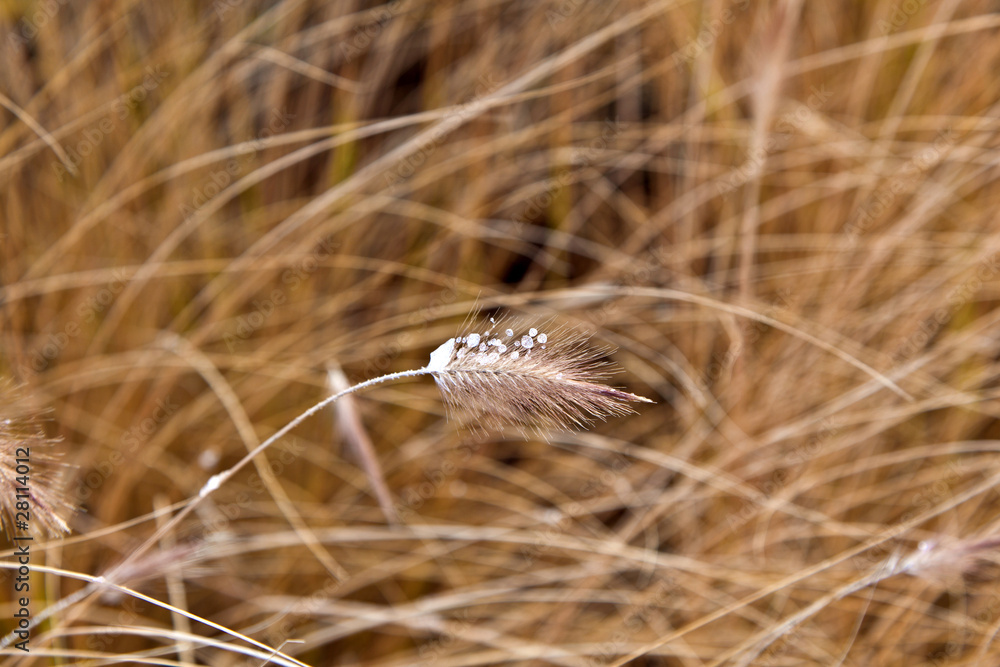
[425,317,653,431]
[0,382,75,537]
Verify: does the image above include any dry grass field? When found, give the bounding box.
[4,0,1000,664]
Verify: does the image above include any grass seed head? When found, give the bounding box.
[424,317,652,432]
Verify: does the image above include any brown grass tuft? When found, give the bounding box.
[6,0,1000,663]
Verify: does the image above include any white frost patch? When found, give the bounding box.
[511,350,520,359]
[200,473,224,497]
[427,338,456,371]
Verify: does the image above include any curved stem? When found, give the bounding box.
[198,368,429,499]
[107,367,430,585]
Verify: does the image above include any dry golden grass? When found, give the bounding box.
[3,0,1000,664]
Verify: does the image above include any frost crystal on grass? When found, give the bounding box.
[422,317,652,432]
[426,338,456,372]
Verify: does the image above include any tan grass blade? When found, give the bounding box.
[328,364,400,524]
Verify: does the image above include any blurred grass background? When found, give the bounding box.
[4,0,1000,664]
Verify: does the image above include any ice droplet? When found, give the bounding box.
[521,335,534,349]
[427,338,456,371]
[505,328,513,337]
[466,333,480,347]
[537,333,547,343]
[529,328,538,337]
[511,350,520,359]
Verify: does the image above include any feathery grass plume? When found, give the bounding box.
[900,536,1000,588]
[425,316,653,431]
[0,381,75,537]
